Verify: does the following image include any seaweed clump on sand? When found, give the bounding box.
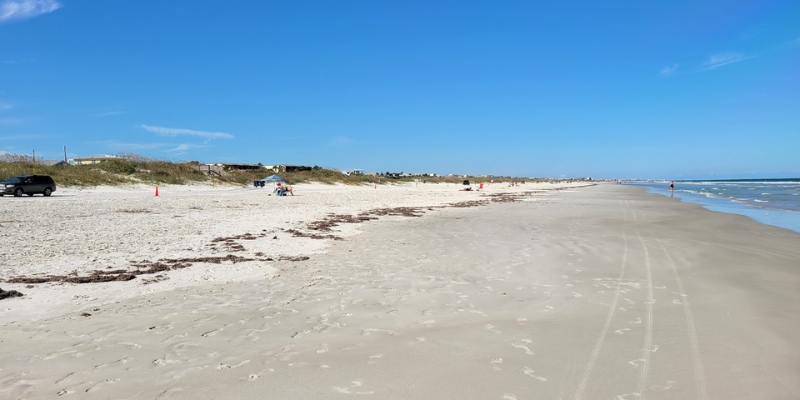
[0,288,24,300]
[3,254,262,286]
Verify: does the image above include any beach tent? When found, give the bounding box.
[261,175,285,182]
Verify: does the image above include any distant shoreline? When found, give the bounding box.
[625,180,800,233]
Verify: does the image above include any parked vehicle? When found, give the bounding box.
[0,175,57,197]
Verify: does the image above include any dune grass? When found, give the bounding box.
[0,155,526,188]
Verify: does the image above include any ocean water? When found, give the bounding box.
[626,179,800,233]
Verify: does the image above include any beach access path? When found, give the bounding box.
[1,183,798,399]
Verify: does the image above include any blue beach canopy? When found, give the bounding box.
[261,175,285,182]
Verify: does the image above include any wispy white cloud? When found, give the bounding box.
[101,141,168,151]
[92,111,128,118]
[660,63,678,77]
[701,52,750,70]
[0,100,13,110]
[168,143,208,152]
[0,0,61,23]
[140,124,234,139]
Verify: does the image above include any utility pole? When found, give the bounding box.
[32,150,35,163]
[64,146,67,164]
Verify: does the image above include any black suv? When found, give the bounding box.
[1,175,57,197]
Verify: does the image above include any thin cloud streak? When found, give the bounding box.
[0,0,61,22]
[168,143,208,152]
[140,124,234,139]
[92,111,128,118]
[660,63,678,76]
[100,141,169,151]
[701,52,749,70]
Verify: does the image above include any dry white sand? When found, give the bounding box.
[1,182,798,399]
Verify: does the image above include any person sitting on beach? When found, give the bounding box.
[276,182,294,196]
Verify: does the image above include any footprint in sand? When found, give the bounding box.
[361,328,396,336]
[332,380,375,395]
[614,328,631,335]
[503,394,518,400]
[92,357,131,369]
[637,344,659,353]
[485,324,502,334]
[84,378,121,393]
[147,323,174,334]
[490,358,503,371]
[628,358,646,368]
[511,342,534,355]
[153,358,182,366]
[523,367,547,381]
[244,374,260,381]
[201,328,223,337]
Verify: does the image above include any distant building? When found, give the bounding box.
[264,164,313,173]
[69,155,119,165]
[205,163,263,171]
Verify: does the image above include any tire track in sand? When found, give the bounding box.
[656,238,708,400]
[572,201,631,400]
[637,233,655,399]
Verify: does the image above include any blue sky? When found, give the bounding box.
[1,0,798,179]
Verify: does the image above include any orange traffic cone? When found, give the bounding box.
[155,185,159,197]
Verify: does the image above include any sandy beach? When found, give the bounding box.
[1,182,798,399]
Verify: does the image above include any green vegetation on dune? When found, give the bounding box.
[0,155,529,187]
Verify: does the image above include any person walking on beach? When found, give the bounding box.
[670,181,674,197]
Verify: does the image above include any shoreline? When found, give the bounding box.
[1,183,798,399]
[625,181,800,234]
